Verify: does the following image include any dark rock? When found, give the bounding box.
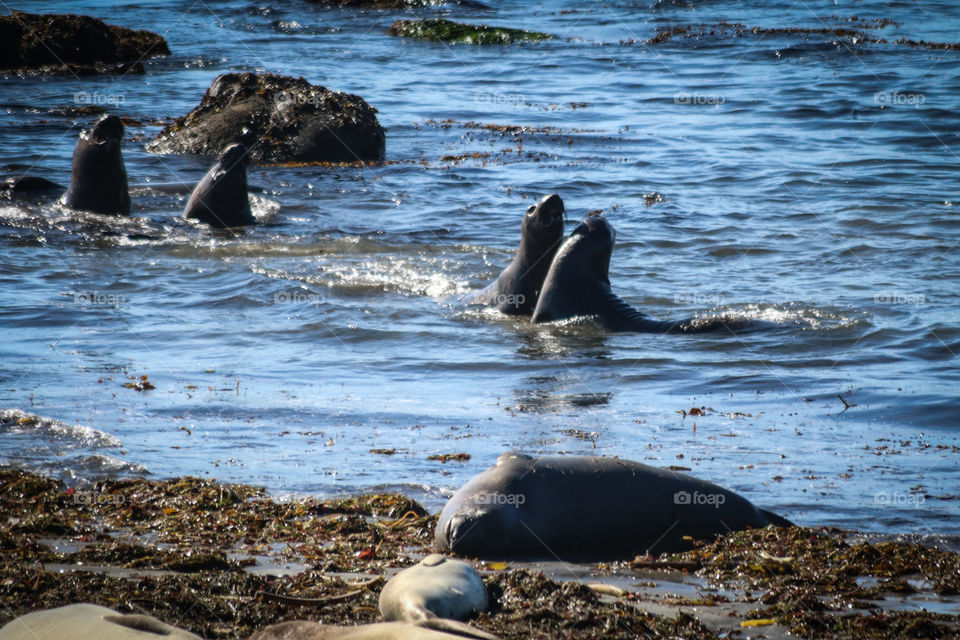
[148,73,386,164]
[0,12,170,75]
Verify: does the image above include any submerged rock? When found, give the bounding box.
[148,73,385,164]
[0,12,170,75]
[307,0,490,8]
[386,18,553,44]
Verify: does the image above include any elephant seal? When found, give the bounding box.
[64,114,131,215]
[531,215,738,333]
[435,452,792,560]
[183,143,255,227]
[250,620,498,640]
[378,554,494,639]
[2,175,63,193]
[465,194,565,315]
[0,603,200,640]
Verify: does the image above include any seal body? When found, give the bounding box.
[379,554,488,622]
[435,452,792,560]
[466,194,564,315]
[250,620,495,640]
[0,603,200,640]
[531,216,736,333]
[183,143,255,227]
[2,175,62,193]
[64,114,130,215]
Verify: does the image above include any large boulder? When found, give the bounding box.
[148,73,386,164]
[0,12,169,75]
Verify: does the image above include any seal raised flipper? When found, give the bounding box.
[531,216,737,333]
[184,143,255,228]
[64,114,130,215]
[465,194,564,315]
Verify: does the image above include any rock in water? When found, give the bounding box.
[148,73,386,164]
[0,13,169,75]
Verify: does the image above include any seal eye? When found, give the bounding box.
[525,205,536,215]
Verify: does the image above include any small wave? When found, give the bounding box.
[9,454,150,488]
[254,254,466,299]
[726,303,866,330]
[0,409,122,448]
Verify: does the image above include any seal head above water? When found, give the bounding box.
[466,194,564,315]
[183,143,255,228]
[64,114,130,215]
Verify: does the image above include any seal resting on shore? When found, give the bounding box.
[435,452,793,560]
[64,114,130,215]
[464,194,564,315]
[378,554,494,639]
[531,215,739,333]
[183,143,255,227]
[250,620,498,640]
[0,603,200,639]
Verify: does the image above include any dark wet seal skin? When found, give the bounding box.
[531,215,743,333]
[435,452,793,561]
[183,143,256,228]
[1,175,63,193]
[465,193,565,315]
[64,114,131,215]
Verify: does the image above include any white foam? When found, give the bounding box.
[0,409,122,448]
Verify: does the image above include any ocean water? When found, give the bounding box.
[1,0,958,538]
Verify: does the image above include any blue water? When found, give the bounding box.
[1,0,958,537]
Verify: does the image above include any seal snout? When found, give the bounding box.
[219,143,250,170]
[573,214,613,240]
[89,114,124,143]
[534,193,565,226]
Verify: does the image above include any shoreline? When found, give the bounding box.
[2,468,958,639]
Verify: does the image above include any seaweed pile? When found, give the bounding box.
[2,470,958,639]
